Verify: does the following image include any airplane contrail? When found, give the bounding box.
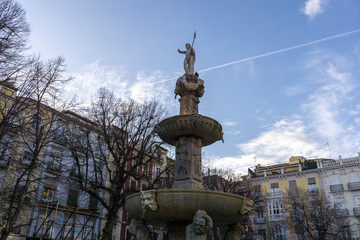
[151,29,360,85]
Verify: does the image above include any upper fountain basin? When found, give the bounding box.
[154,114,223,146]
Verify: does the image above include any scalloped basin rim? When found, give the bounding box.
[125,189,251,224]
[155,114,223,147]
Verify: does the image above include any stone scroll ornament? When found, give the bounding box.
[185,210,213,240]
[129,219,150,240]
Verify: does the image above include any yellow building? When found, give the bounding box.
[246,155,359,240]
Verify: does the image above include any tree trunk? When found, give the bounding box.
[101,206,119,240]
[0,229,11,240]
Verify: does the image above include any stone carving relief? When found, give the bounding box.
[185,210,213,240]
[141,190,157,217]
[240,198,254,214]
[192,138,202,177]
[224,223,244,240]
[129,218,150,240]
[175,137,202,181]
[175,74,204,98]
[176,137,190,179]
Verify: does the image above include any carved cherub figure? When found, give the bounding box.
[224,223,244,240]
[185,210,213,240]
[129,219,150,240]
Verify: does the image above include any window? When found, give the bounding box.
[67,188,79,206]
[130,180,136,190]
[258,229,266,240]
[329,174,343,191]
[0,140,10,163]
[272,225,287,240]
[340,225,351,240]
[143,164,148,176]
[254,185,262,199]
[22,151,33,164]
[95,142,104,158]
[268,200,283,216]
[30,114,42,129]
[42,184,56,202]
[156,167,160,177]
[348,172,360,182]
[88,194,98,208]
[308,177,318,192]
[256,207,264,219]
[54,125,66,143]
[288,180,298,195]
[270,182,280,192]
[48,155,62,172]
[76,133,87,150]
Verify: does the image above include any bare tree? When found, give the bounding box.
[284,188,346,240]
[0,0,31,82]
[65,88,167,240]
[203,165,242,193]
[0,57,72,240]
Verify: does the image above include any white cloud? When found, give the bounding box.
[209,117,327,174]
[65,61,171,106]
[208,50,360,175]
[222,121,238,127]
[301,0,327,19]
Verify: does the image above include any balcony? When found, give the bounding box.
[308,190,319,195]
[330,184,344,192]
[268,214,286,222]
[338,208,349,216]
[255,217,266,224]
[348,181,360,190]
[353,207,360,215]
[266,191,283,198]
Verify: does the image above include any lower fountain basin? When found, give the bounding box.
[154,114,223,147]
[125,189,253,225]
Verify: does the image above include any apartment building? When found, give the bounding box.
[246,155,360,240]
[0,82,174,239]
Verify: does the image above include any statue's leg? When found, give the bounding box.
[189,57,195,75]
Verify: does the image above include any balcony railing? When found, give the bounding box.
[268,214,286,221]
[266,191,283,198]
[348,181,360,190]
[338,208,349,216]
[330,184,344,192]
[308,189,319,195]
[256,217,266,224]
[353,207,360,215]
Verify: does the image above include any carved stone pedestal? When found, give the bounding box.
[179,94,199,115]
[173,136,203,189]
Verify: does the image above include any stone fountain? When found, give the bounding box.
[125,42,253,240]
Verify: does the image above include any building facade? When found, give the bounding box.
[0,82,174,240]
[246,155,360,240]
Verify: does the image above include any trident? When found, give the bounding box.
[191,31,196,47]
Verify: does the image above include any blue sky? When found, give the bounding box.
[18,0,360,174]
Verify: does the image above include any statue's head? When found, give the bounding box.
[193,217,206,235]
[186,43,191,49]
[231,223,244,234]
[192,210,213,235]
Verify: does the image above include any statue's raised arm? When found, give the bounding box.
[178,43,196,75]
